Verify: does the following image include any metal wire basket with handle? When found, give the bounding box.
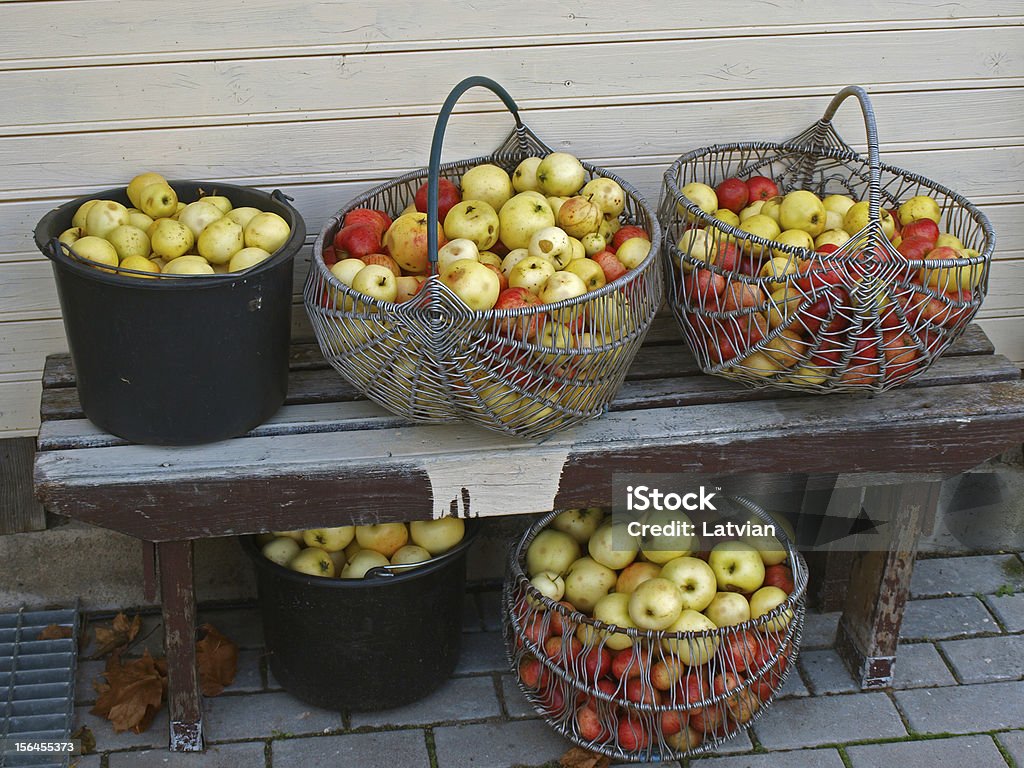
[304,76,663,440]
[503,502,807,762]
[659,85,995,393]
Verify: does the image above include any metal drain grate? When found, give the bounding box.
[0,607,79,768]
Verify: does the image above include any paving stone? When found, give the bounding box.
[911,554,1024,598]
[800,611,839,649]
[231,648,265,693]
[197,606,265,649]
[74,705,169,752]
[433,719,571,767]
[74,659,106,705]
[996,730,1024,767]
[985,593,1024,632]
[202,690,341,741]
[107,740,267,767]
[891,642,957,689]
[692,748,844,767]
[501,675,541,719]
[709,728,754,755]
[350,675,500,727]
[477,590,503,632]
[845,734,1006,768]
[464,592,485,632]
[71,756,101,768]
[799,649,857,694]
[454,631,508,675]
[899,597,997,640]
[894,680,1024,733]
[774,667,810,698]
[273,729,430,768]
[939,634,1024,683]
[752,692,906,749]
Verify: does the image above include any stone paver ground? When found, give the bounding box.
[69,551,1024,767]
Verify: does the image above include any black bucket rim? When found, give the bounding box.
[33,180,306,291]
[241,519,480,589]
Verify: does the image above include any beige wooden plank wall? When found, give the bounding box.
[1,1,1022,436]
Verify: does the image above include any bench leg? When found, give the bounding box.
[835,480,942,689]
[158,540,204,751]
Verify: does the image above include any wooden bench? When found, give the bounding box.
[33,319,1024,751]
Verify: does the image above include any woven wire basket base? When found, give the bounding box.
[502,505,807,762]
[304,125,663,440]
[659,86,995,394]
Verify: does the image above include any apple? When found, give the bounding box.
[557,196,603,239]
[531,571,566,603]
[575,704,613,742]
[745,530,788,566]
[779,190,826,236]
[759,255,800,292]
[391,545,431,566]
[460,163,513,212]
[261,537,302,567]
[355,523,409,558]
[746,176,779,201]
[526,529,582,577]
[920,246,983,293]
[335,224,382,259]
[592,250,628,283]
[650,657,685,691]
[536,152,586,196]
[351,263,398,303]
[618,715,649,752]
[518,655,548,689]
[409,517,465,554]
[588,522,639,570]
[822,194,855,216]
[437,238,480,275]
[550,507,605,543]
[703,591,751,627]
[196,217,243,265]
[508,255,556,294]
[901,218,940,245]
[290,547,336,577]
[676,229,716,272]
[679,182,718,215]
[302,526,355,552]
[138,184,179,220]
[500,248,531,276]
[738,214,781,247]
[749,586,793,632]
[578,591,636,651]
[494,286,545,339]
[760,195,783,224]
[843,201,895,239]
[615,237,651,269]
[144,220,198,263]
[738,200,765,222]
[715,177,749,214]
[709,541,766,593]
[528,226,573,268]
[814,229,851,250]
[340,549,390,578]
[497,191,557,249]
[627,577,684,630]
[414,177,462,222]
[512,157,543,193]
[936,233,964,249]
[564,557,618,613]
[661,610,719,664]
[441,259,500,310]
[898,195,941,225]
[384,212,444,275]
[443,200,500,251]
[659,556,717,611]
[763,564,795,594]
[546,196,568,219]
[715,670,760,725]
[616,561,661,594]
[581,177,626,218]
[394,275,426,303]
[564,258,607,291]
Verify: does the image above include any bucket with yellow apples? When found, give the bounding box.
[503,501,807,761]
[303,76,663,440]
[659,85,995,392]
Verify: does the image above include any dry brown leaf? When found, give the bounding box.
[38,623,73,640]
[71,725,96,755]
[90,649,167,734]
[560,746,609,768]
[196,623,238,697]
[92,613,141,658]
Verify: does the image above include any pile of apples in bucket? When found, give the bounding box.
[321,152,652,327]
[512,507,796,752]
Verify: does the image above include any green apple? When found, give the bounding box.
[341,549,390,578]
[229,246,272,272]
[738,200,765,222]
[760,196,783,224]
[615,237,651,269]
[200,195,233,215]
[289,547,336,577]
[71,235,119,271]
[178,201,223,239]
[814,229,851,249]
[226,207,262,229]
[550,508,605,544]
[581,177,625,218]
[703,591,751,627]
[843,201,895,239]
[588,522,639,570]
[564,556,617,613]
[508,255,555,294]
[437,238,480,276]
[106,225,151,261]
[512,157,543,193]
[526,529,581,577]
[461,164,514,212]
[749,585,793,632]
[355,523,409,558]
[564,258,607,291]
[162,256,214,275]
[679,182,718,215]
[352,264,398,303]
[659,556,717,611]
[628,576,684,630]
[660,609,719,664]
[244,212,291,253]
[302,526,355,552]
[779,190,826,236]
[444,200,500,251]
[529,571,565,603]
[709,541,766,593]
[441,258,500,310]
[391,545,432,566]
[536,152,586,197]
[822,194,855,216]
[578,592,636,651]
[409,517,465,554]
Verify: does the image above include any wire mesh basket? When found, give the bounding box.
[659,85,995,393]
[503,503,807,762]
[304,77,663,440]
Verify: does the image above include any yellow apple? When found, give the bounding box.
[898,195,941,225]
[127,172,168,208]
[779,190,826,236]
[461,164,514,212]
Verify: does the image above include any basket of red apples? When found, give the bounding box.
[304,76,662,439]
[503,503,806,762]
[659,85,994,392]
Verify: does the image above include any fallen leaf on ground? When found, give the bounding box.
[560,746,610,768]
[71,725,95,754]
[196,623,238,697]
[91,649,167,734]
[37,623,73,640]
[92,613,141,658]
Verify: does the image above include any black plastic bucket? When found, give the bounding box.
[33,182,305,445]
[241,522,478,711]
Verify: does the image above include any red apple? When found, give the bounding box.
[618,715,649,752]
[414,178,462,223]
[881,330,920,378]
[625,677,662,706]
[335,224,382,258]
[519,655,548,689]
[344,208,391,239]
[746,176,779,202]
[651,658,684,691]
[763,564,795,594]
[361,252,401,276]
[582,647,613,682]
[715,242,740,272]
[611,225,650,250]
[722,282,766,311]
[714,670,759,725]
[661,709,687,737]
[815,243,840,256]
[710,331,738,366]
[901,219,939,246]
[592,250,628,283]
[544,635,582,663]
[322,245,338,267]
[722,630,762,674]
[688,703,723,736]
[898,236,935,262]
[715,177,749,214]
[611,647,649,681]
[576,703,614,742]
[494,287,545,340]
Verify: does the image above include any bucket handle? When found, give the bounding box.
[425,76,524,269]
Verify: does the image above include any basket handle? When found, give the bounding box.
[425,76,524,266]
[816,86,885,228]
